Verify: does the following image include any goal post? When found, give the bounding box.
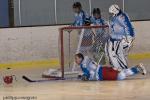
[59,25,109,79]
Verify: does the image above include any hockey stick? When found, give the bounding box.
[98,52,104,65]
[92,33,107,64]
[22,75,64,83]
[22,75,79,83]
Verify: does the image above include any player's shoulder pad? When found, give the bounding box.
[118,14,126,21]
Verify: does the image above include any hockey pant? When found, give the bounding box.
[105,38,128,70]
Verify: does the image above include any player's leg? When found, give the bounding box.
[106,39,127,70]
[105,39,117,65]
[105,39,114,65]
[115,40,128,69]
[117,63,147,80]
[127,63,147,75]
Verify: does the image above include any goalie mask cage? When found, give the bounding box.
[58,25,109,79]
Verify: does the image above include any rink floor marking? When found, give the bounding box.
[0,53,150,69]
[128,52,150,60]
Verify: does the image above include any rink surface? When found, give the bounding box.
[0,59,150,100]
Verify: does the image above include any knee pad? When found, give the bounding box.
[125,69,134,76]
[117,71,126,80]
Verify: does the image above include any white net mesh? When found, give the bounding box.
[59,25,109,78]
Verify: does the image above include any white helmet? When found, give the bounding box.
[109,4,120,16]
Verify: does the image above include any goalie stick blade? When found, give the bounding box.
[22,75,64,83]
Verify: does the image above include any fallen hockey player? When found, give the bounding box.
[75,53,146,81]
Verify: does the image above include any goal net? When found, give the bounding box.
[42,25,109,79]
[59,25,109,78]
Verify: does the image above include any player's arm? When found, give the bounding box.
[102,19,108,26]
[118,14,131,42]
[72,20,76,26]
[72,14,79,26]
[107,19,114,36]
[78,12,86,26]
[80,57,98,81]
[83,12,91,26]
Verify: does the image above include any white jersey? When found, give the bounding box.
[80,56,99,80]
[109,11,135,40]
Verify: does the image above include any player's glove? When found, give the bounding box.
[81,74,89,81]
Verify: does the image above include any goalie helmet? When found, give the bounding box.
[109,4,120,16]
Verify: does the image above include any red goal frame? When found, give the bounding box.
[59,25,109,78]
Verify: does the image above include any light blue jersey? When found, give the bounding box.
[80,56,99,80]
[90,17,105,26]
[110,11,135,40]
[73,10,89,26]
[90,17,109,45]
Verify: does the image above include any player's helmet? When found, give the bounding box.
[73,2,82,9]
[93,8,101,15]
[109,4,120,16]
